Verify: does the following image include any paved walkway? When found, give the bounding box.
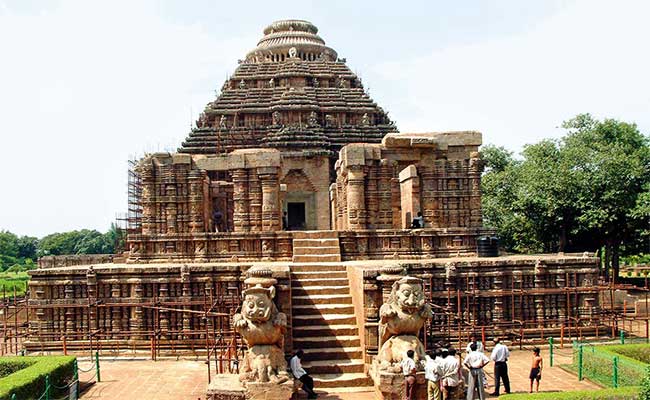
[78,348,599,400]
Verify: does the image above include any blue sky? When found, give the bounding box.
[0,0,648,237]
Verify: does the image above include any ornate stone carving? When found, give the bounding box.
[307,111,319,127]
[377,276,432,371]
[288,47,297,58]
[238,79,246,90]
[268,78,275,88]
[219,115,227,130]
[233,284,290,384]
[272,111,281,126]
[361,113,370,126]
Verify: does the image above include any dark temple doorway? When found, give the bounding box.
[287,202,306,230]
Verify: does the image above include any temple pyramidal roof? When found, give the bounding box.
[180,19,398,155]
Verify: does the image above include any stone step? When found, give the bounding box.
[312,373,373,389]
[293,246,341,256]
[292,294,352,305]
[290,264,346,272]
[291,285,350,296]
[291,271,347,279]
[293,314,356,327]
[294,335,361,348]
[292,324,359,338]
[291,303,355,315]
[292,231,339,240]
[302,346,362,361]
[293,238,340,247]
[292,254,342,263]
[302,359,365,374]
[291,277,350,286]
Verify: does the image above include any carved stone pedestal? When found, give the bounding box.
[370,360,427,400]
[207,375,295,400]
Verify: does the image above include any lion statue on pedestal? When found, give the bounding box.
[233,285,290,384]
[378,276,433,372]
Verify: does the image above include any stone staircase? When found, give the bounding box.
[292,231,341,263]
[290,239,372,390]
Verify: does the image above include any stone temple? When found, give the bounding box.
[29,20,602,396]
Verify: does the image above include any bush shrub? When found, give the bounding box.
[500,386,639,400]
[0,356,76,400]
[574,344,648,387]
[608,344,650,365]
[0,359,34,379]
[639,366,650,400]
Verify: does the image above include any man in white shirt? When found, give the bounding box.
[290,349,317,399]
[438,348,461,400]
[464,343,490,400]
[401,349,418,400]
[465,333,484,354]
[424,349,442,400]
[489,338,511,396]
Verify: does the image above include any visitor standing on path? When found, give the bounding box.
[402,349,418,400]
[439,348,461,400]
[529,347,543,393]
[489,337,511,396]
[290,349,318,399]
[463,342,490,400]
[425,349,442,400]
[466,333,487,389]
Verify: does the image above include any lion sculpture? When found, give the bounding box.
[233,285,290,383]
[378,276,433,371]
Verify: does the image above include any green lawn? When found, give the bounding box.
[0,272,29,298]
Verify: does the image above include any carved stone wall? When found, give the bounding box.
[348,253,600,368]
[331,132,483,231]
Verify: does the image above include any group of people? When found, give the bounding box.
[402,335,544,400]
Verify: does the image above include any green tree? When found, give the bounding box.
[481,114,650,281]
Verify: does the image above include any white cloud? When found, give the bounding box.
[371,0,650,151]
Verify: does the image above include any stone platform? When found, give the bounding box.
[206,374,295,400]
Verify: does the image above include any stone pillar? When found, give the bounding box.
[249,169,262,231]
[534,260,546,327]
[258,167,281,231]
[329,183,338,230]
[159,283,169,339]
[86,267,98,332]
[346,165,366,230]
[163,165,178,234]
[65,284,75,336]
[399,165,421,229]
[111,284,122,338]
[140,166,156,234]
[493,274,504,323]
[363,269,381,364]
[366,165,378,228]
[188,170,204,233]
[181,266,192,338]
[232,169,250,232]
[468,152,483,229]
[132,281,144,340]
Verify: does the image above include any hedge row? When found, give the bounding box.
[500,386,640,400]
[0,356,76,400]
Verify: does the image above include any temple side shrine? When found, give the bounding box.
[28,20,605,399]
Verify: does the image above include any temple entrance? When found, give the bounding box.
[287,202,306,230]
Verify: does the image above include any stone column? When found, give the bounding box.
[493,274,504,323]
[111,284,122,339]
[258,167,281,231]
[86,267,98,332]
[399,165,421,229]
[159,283,169,339]
[140,166,156,234]
[346,165,366,230]
[181,266,192,338]
[249,169,262,231]
[65,284,75,336]
[363,269,381,363]
[232,169,250,232]
[188,170,205,233]
[534,260,547,327]
[132,281,144,340]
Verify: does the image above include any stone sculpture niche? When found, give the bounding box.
[377,276,433,372]
[233,284,290,384]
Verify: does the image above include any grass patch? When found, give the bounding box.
[0,356,75,400]
[607,344,650,365]
[574,344,648,388]
[500,386,639,400]
[0,272,29,298]
[0,359,34,379]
